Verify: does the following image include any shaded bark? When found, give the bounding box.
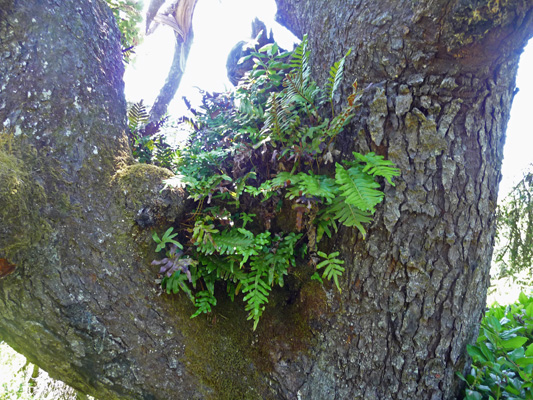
[0,1,531,400]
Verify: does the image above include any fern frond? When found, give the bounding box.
[271,171,298,188]
[191,219,219,253]
[128,100,149,131]
[326,196,373,238]
[352,152,400,186]
[241,268,271,330]
[325,48,352,116]
[208,229,255,256]
[284,34,320,107]
[191,290,217,318]
[161,270,193,298]
[285,172,338,203]
[326,105,356,139]
[261,92,299,141]
[335,163,383,212]
[289,34,310,77]
[262,232,302,286]
[314,212,338,243]
[316,251,345,292]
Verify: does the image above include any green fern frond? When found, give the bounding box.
[289,34,310,78]
[352,152,400,185]
[325,48,352,116]
[271,172,298,188]
[316,251,345,292]
[210,229,255,256]
[327,196,373,238]
[314,213,338,243]
[191,290,217,318]
[128,100,149,131]
[335,163,383,212]
[261,92,300,141]
[161,271,193,298]
[262,93,283,138]
[326,105,356,139]
[242,268,271,330]
[285,172,338,203]
[262,232,302,286]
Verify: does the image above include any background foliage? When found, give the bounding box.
[460,294,533,399]
[493,169,533,286]
[105,0,144,63]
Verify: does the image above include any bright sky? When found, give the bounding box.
[124,0,296,115]
[499,39,533,198]
[124,1,533,201]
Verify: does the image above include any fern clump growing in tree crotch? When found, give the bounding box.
[153,35,400,330]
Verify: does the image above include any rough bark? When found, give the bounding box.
[0,1,531,400]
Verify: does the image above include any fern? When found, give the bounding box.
[191,290,217,318]
[314,211,338,243]
[325,48,352,116]
[285,172,338,204]
[316,251,345,292]
[161,270,193,299]
[335,163,383,212]
[262,92,301,143]
[152,33,400,330]
[289,34,311,81]
[352,152,400,185]
[324,196,373,238]
[241,268,271,331]
[263,232,302,286]
[211,229,255,256]
[284,35,321,110]
[191,219,219,254]
[127,100,149,131]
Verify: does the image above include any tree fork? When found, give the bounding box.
[0,0,531,399]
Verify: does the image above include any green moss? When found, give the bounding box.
[176,293,264,400]
[174,276,320,399]
[0,133,50,262]
[113,163,173,213]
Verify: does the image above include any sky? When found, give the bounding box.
[124,0,533,200]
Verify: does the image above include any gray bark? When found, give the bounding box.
[0,0,531,399]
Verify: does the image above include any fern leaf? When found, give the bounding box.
[316,251,345,292]
[128,100,149,131]
[284,34,318,107]
[289,34,309,75]
[261,92,299,141]
[335,163,383,212]
[327,106,356,139]
[241,269,271,330]
[352,152,400,185]
[314,213,338,243]
[326,196,373,238]
[261,232,302,286]
[211,230,255,256]
[191,290,217,318]
[285,172,338,203]
[325,48,352,115]
[271,172,298,188]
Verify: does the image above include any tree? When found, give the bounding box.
[0,0,532,399]
[492,168,533,284]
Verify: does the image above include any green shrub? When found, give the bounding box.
[459,293,533,399]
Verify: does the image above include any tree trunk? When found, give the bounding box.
[0,1,531,399]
